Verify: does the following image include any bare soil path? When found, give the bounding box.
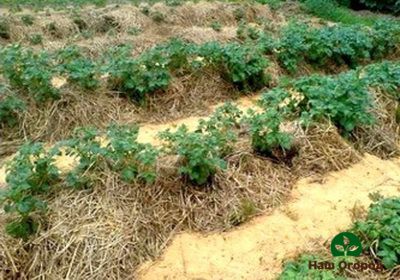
[137,154,400,280]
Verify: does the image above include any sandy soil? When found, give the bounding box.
[137,154,400,280]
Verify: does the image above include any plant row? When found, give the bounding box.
[278,196,400,279]
[1,19,400,127]
[1,61,399,239]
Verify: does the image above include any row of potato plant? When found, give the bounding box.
[254,20,400,72]
[1,20,400,128]
[1,61,399,239]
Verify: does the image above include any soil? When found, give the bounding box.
[137,154,400,280]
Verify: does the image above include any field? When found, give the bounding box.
[0,0,399,279]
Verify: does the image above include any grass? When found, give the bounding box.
[302,0,385,26]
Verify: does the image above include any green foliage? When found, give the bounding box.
[165,0,184,6]
[278,254,348,280]
[197,42,269,90]
[0,85,25,127]
[2,0,107,9]
[210,21,222,32]
[5,216,38,240]
[0,45,59,102]
[150,11,165,23]
[362,62,400,100]
[260,61,400,135]
[103,44,170,100]
[297,73,375,132]
[159,103,240,185]
[57,46,99,90]
[353,198,400,269]
[105,125,159,183]
[219,43,269,90]
[21,14,35,26]
[302,0,378,25]
[0,17,10,40]
[229,198,258,226]
[261,70,375,133]
[64,125,158,188]
[154,39,192,72]
[159,125,226,185]
[29,33,43,45]
[233,7,246,21]
[370,20,400,59]
[0,143,60,239]
[72,16,88,32]
[127,26,142,36]
[359,0,400,14]
[276,23,309,72]
[276,20,400,72]
[260,0,285,10]
[236,22,262,41]
[45,21,61,38]
[246,108,293,155]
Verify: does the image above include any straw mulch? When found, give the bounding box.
[0,124,363,279]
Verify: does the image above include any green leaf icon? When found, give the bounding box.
[331,232,362,257]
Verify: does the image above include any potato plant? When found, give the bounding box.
[64,125,158,188]
[245,107,293,157]
[0,143,60,239]
[276,20,400,72]
[195,42,269,90]
[0,124,159,239]
[0,45,59,102]
[296,72,375,132]
[0,84,25,127]
[56,46,100,90]
[159,103,241,185]
[353,197,400,269]
[261,70,375,133]
[363,61,400,100]
[103,44,170,101]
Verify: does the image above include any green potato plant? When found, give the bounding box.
[353,198,400,269]
[0,84,25,127]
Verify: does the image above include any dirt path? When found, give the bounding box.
[137,154,400,280]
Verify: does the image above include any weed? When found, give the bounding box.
[29,33,43,45]
[210,21,222,32]
[45,21,61,38]
[151,11,165,23]
[233,7,246,21]
[21,14,35,26]
[72,16,88,32]
[0,18,10,40]
[229,198,258,226]
[127,26,142,36]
